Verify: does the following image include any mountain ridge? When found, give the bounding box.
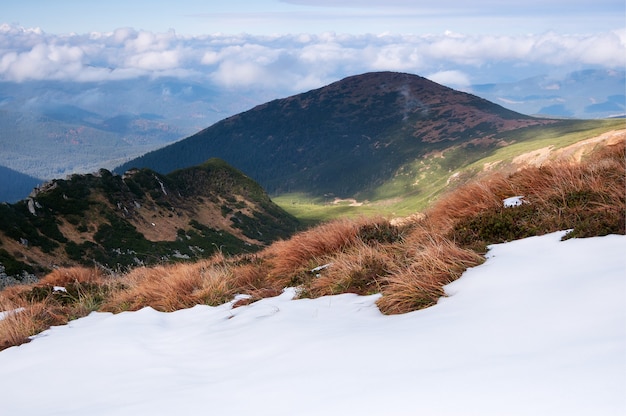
[0,159,299,284]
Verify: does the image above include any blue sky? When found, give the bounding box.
[2,0,624,36]
[0,0,624,92]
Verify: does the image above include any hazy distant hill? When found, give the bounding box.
[0,165,42,203]
[472,69,625,119]
[117,72,554,198]
[0,77,271,180]
[0,159,299,281]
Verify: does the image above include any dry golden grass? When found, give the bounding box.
[1,267,117,349]
[377,234,484,314]
[0,304,39,350]
[308,242,395,297]
[515,145,625,231]
[103,259,236,312]
[38,266,105,287]
[228,262,283,306]
[425,174,511,233]
[261,216,393,285]
[262,219,359,283]
[0,291,70,350]
[428,138,625,245]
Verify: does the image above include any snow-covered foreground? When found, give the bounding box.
[1,231,624,415]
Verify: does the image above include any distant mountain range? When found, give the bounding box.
[116,72,554,199]
[472,69,625,119]
[1,69,623,203]
[0,77,273,180]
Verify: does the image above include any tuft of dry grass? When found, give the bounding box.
[376,232,484,314]
[510,142,625,238]
[424,174,512,235]
[103,259,236,312]
[308,242,395,297]
[0,289,77,350]
[38,266,105,287]
[1,266,116,350]
[1,301,74,348]
[262,216,397,286]
[262,218,360,279]
[228,262,283,306]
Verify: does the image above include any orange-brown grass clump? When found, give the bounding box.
[0,267,111,349]
[227,261,283,307]
[261,216,402,287]
[102,251,287,312]
[38,266,105,287]
[0,298,64,350]
[307,241,395,297]
[103,257,235,313]
[376,230,484,314]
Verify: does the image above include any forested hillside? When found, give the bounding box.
[0,159,299,285]
[0,165,42,203]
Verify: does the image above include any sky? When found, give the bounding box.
[2,0,625,36]
[1,231,624,415]
[0,1,624,94]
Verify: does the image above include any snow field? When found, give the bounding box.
[0,231,624,415]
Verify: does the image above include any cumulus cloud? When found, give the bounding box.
[0,42,86,81]
[0,24,624,91]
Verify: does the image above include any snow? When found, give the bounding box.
[503,195,525,207]
[0,231,624,415]
[0,307,25,321]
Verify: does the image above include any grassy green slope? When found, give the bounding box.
[275,119,625,223]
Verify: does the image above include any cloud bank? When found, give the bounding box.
[1,24,624,92]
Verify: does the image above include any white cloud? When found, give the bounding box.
[0,43,86,81]
[211,59,269,87]
[426,70,471,90]
[125,49,181,71]
[367,43,422,71]
[0,24,623,91]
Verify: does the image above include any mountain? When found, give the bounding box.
[471,69,625,119]
[0,165,43,203]
[116,72,555,198]
[0,159,299,282]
